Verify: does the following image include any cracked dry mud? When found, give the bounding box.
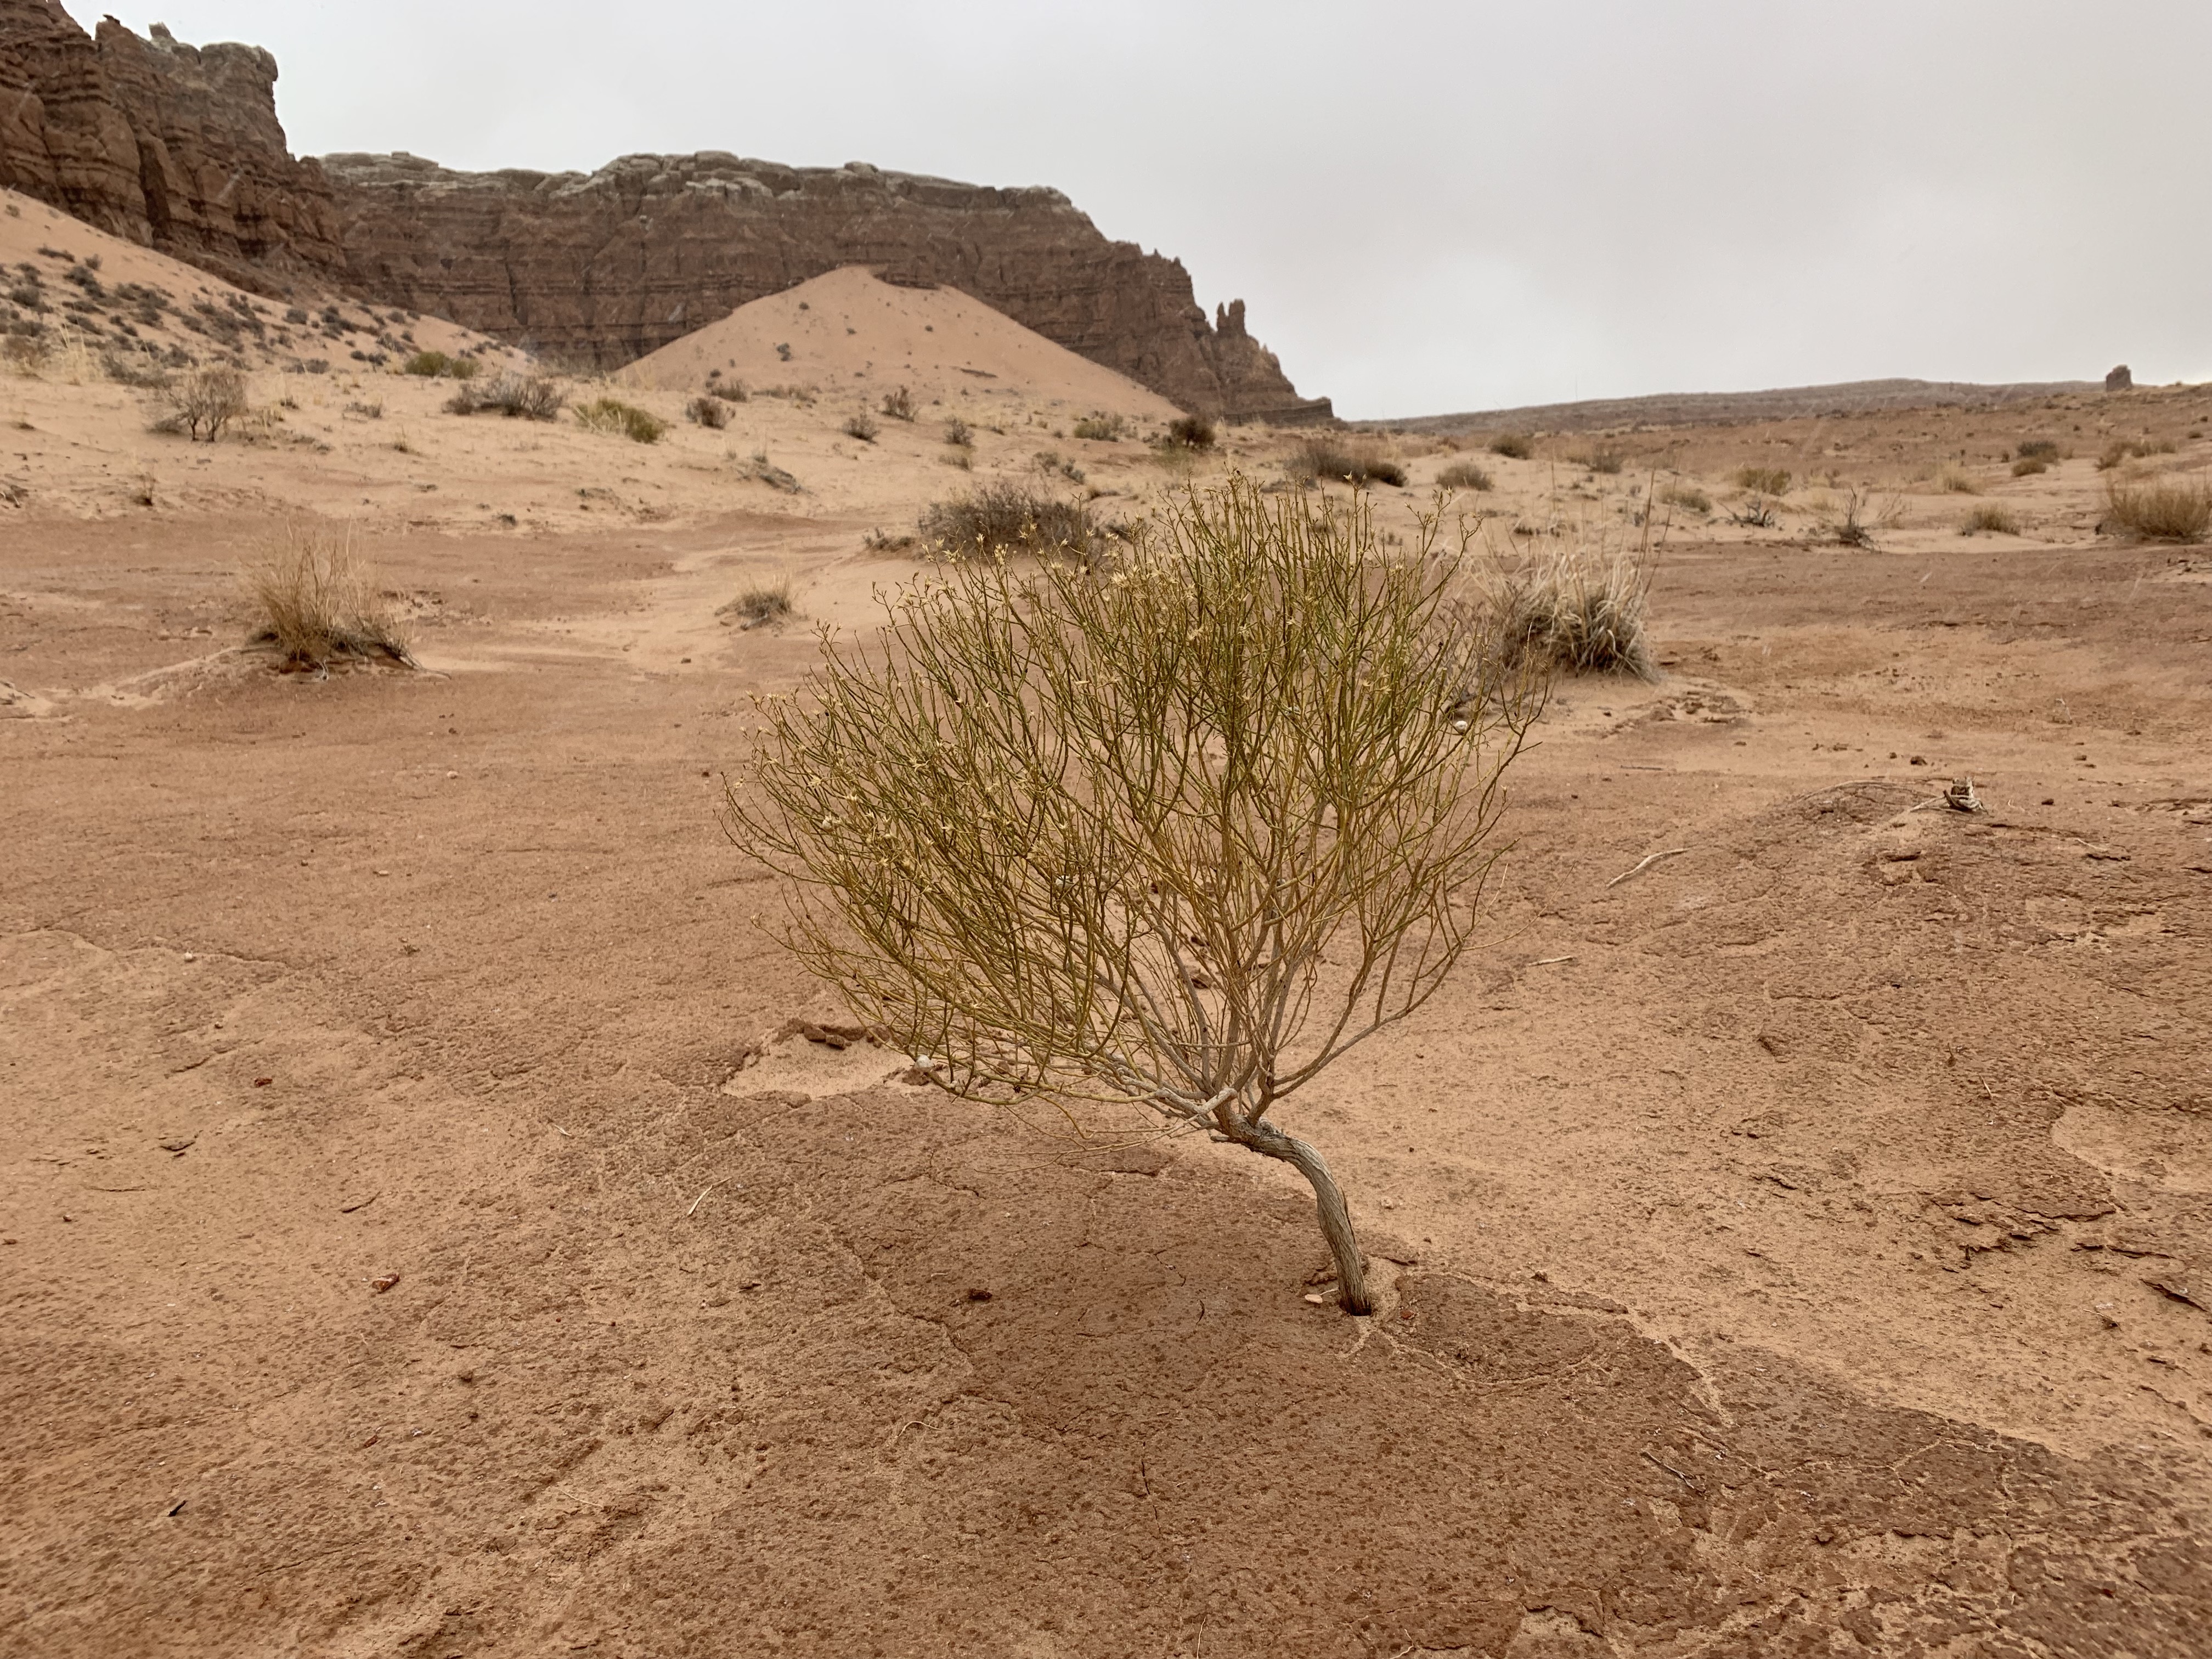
[4,273,2212,1652]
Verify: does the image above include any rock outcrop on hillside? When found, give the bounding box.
[0,1,342,292]
[321,151,1329,421]
[0,9,1329,419]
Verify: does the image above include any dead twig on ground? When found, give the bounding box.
[1606,848,1689,889]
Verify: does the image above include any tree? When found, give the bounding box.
[726,478,1533,1313]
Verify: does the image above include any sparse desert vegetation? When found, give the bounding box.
[1733,465,1791,495]
[244,522,413,669]
[1436,460,1494,492]
[1488,432,1534,460]
[1481,531,1655,677]
[2104,473,2211,541]
[574,397,668,443]
[1285,435,1407,487]
[685,394,730,429]
[402,349,477,380]
[1934,461,1983,494]
[1073,411,1128,441]
[719,575,795,628]
[919,481,1093,558]
[843,410,879,443]
[1164,413,1216,449]
[1960,503,2022,535]
[155,365,247,441]
[446,372,566,420]
[879,385,916,422]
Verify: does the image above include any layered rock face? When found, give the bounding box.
[0,2,343,292]
[0,9,1328,419]
[323,151,1330,421]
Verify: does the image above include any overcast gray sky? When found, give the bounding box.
[70,1,2211,419]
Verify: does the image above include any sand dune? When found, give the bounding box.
[624,264,1184,425]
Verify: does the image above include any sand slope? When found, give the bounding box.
[624,264,1184,425]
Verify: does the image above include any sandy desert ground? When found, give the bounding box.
[4,188,2211,1657]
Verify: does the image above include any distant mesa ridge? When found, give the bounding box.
[1379,377,2106,436]
[0,4,1330,421]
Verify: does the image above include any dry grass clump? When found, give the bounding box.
[1481,532,1655,678]
[1436,460,1494,493]
[1286,436,1406,487]
[2016,439,2060,462]
[1734,465,1791,495]
[2011,458,2049,477]
[686,394,731,430]
[155,366,247,442]
[1073,412,1129,442]
[2098,437,2176,471]
[1660,483,1712,514]
[919,482,1093,560]
[720,576,795,629]
[1960,504,2022,536]
[944,417,973,449]
[447,373,565,421]
[1824,487,1902,548]
[1165,414,1216,449]
[2104,475,2211,542]
[402,350,477,380]
[1488,433,1533,460]
[1933,461,1983,494]
[1577,449,1626,475]
[245,524,414,670]
[706,373,748,403]
[575,397,667,443]
[880,386,917,422]
[843,411,879,443]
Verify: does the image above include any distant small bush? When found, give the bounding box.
[1165,414,1216,449]
[403,350,478,380]
[575,397,667,444]
[1960,504,2021,535]
[710,379,749,403]
[1436,461,1494,493]
[2099,437,2176,471]
[157,366,247,442]
[2105,475,2211,542]
[1034,449,1086,484]
[720,576,795,629]
[1824,487,1899,548]
[245,522,413,670]
[1933,461,1982,495]
[687,395,731,430]
[1286,436,1406,487]
[880,385,917,422]
[744,450,802,493]
[1073,411,1129,442]
[1659,483,1711,514]
[1579,449,1626,475]
[862,527,918,554]
[844,411,879,443]
[448,373,565,421]
[920,482,1094,560]
[944,417,973,448]
[2011,458,2049,478]
[1488,433,1533,460]
[1734,466,1791,495]
[344,400,383,420]
[2016,439,2060,461]
[1483,536,1654,678]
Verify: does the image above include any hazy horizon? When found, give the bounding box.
[66,1,2212,419]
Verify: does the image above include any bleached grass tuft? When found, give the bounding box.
[2105,475,2211,543]
[245,523,414,670]
[1481,529,1655,678]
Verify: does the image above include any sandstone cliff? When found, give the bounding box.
[0,1,342,293]
[0,9,1328,419]
[321,151,1329,421]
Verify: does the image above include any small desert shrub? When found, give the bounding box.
[744,450,802,493]
[575,397,667,443]
[1960,504,2022,535]
[2104,475,2211,542]
[1734,465,1791,495]
[880,385,917,422]
[919,482,1094,560]
[1579,449,1626,475]
[1660,483,1711,514]
[403,349,477,380]
[101,349,170,389]
[158,366,248,442]
[1488,433,1534,460]
[726,478,1535,1312]
[843,411,879,443]
[1286,436,1406,487]
[2098,437,2176,470]
[710,379,749,403]
[687,395,731,430]
[944,417,973,449]
[720,576,795,629]
[1933,461,1982,495]
[1482,534,1655,678]
[1073,411,1128,442]
[2011,458,2049,477]
[245,523,413,669]
[1034,449,1085,484]
[1436,461,1494,493]
[2016,439,2060,461]
[344,399,383,420]
[1825,487,1900,548]
[862,527,918,554]
[449,373,565,421]
[1165,413,1216,449]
